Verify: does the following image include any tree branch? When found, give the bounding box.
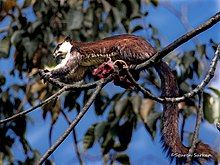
[61,110,83,165]
[0,87,66,124]
[186,91,204,164]
[133,12,220,70]
[4,12,218,125]
[161,1,200,45]
[0,76,112,124]
[0,11,218,165]
[37,81,104,165]
[126,44,220,103]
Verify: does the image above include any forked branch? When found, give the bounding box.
[127,44,220,103]
[37,81,104,165]
[133,12,220,70]
[186,91,204,164]
[1,12,219,125]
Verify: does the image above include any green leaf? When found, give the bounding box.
[0,38,10,58]
[23,0,35,8]
[196,44,206,56]
[114,98,128,117]
[209,87,220,97]
[51,100,60,124]
[83,124,96,150]
[116,120,133,151]
[11,30,24,45]
[67,9,83,30]
[149,24,158,35]
[130,95,142,114]
[139,99,155,122]
[42,98,60,123]
[112,7,122,25]
[95,122,109,140]
[101,133,114,154]
[128,0,140,19]
[146,0,159,6]
[131,25,143,33]
[115,153,130,165]
[12,117,27,137]
[94,90,109,115]
[145,111,161,138]
[153,37,160,47]
[182,51,195,68]
[22,37,38,58]
[192,60,203,78]
[204,90,220,123]
[108,108,116,122]
[203,93,215,123]
[0,74,6,86]
[102,0,111,13]
[84,8,94,28]
[64,91,80,111]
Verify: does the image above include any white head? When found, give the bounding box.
[53,36,72,61]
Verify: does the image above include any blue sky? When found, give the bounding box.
[1,0,220,165]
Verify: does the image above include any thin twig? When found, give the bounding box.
[0,11,218,164]
[126,44,220,103]
[39,69,102,88]
[1,13,219,125]
[0,76,112,124]
[133,12,220,70]
[186,91,204,164]
[16,84,31,113]
[161,1,199,45]
[0,87,66,124]
[37,82,104,165]
[61,110,83,165]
